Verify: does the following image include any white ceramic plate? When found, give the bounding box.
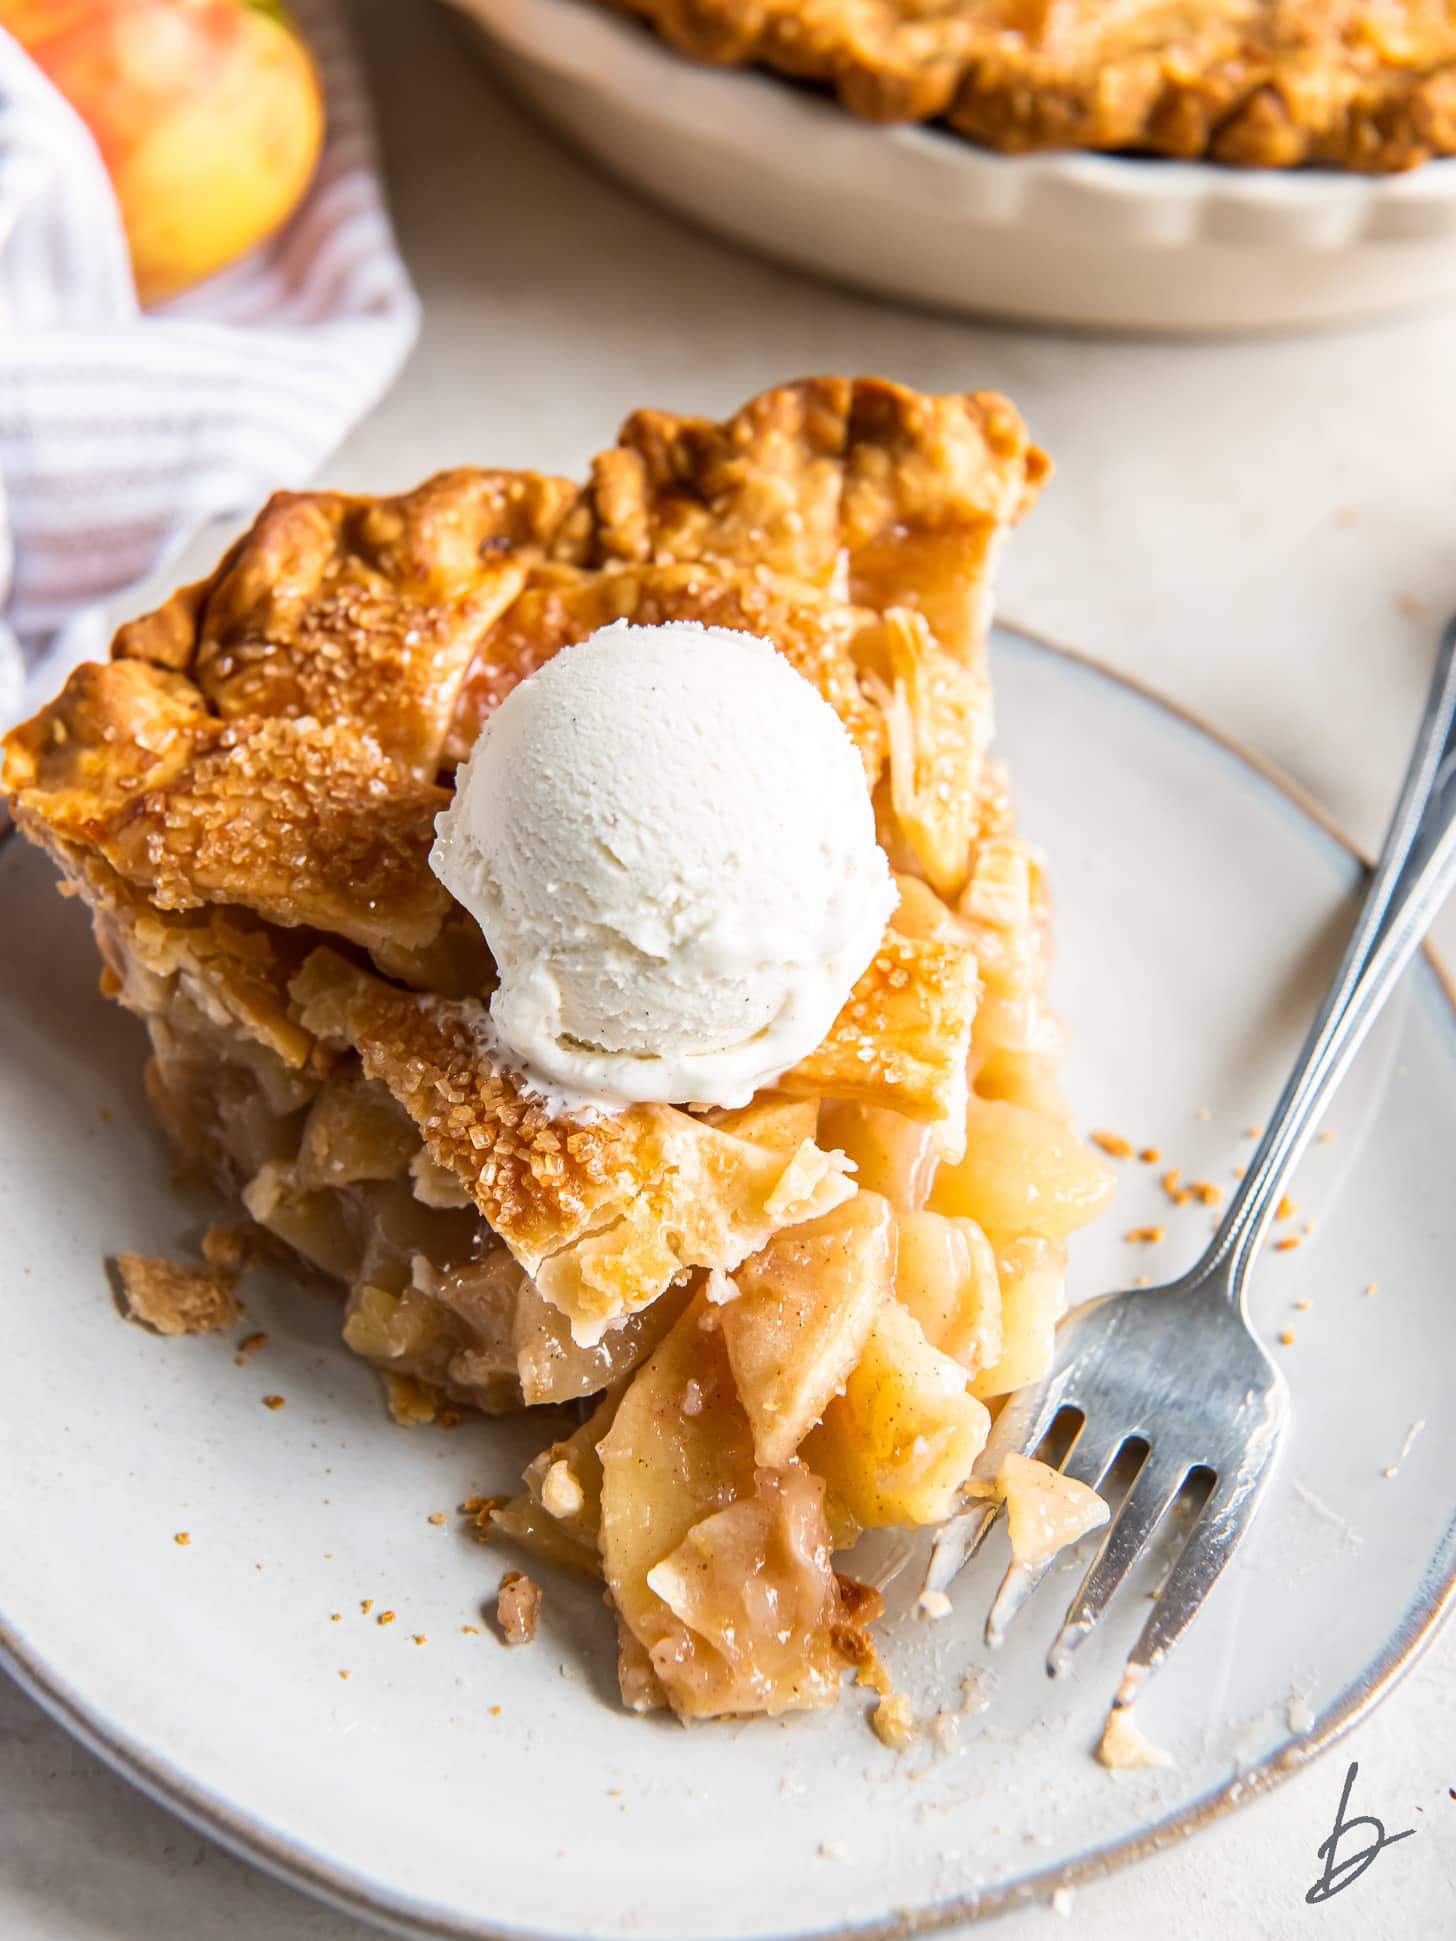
[3,629,1454,1940]
[450,0,1456,334]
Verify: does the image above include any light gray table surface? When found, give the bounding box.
[2,1,1454,1935]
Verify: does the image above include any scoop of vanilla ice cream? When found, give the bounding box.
[429,619,897,1110]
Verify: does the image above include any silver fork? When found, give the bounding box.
[924,616,1456,1702]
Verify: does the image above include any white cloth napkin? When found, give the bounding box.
[0,0,420,730]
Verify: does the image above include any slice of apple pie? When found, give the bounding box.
[4,377,1113,1719]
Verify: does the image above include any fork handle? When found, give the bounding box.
[1200,616,1456,1298]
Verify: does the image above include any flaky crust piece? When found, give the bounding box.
[605,1,1456,172]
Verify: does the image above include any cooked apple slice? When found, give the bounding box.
[956,834,1046,999]
[293,1064,420,1189]
[930,1096,1114,1240]
[972,1044,1073,1123]
[720,1191,894,1467]
[887,871,967,943]
[999,1451,1109,1567]
[599,1294,855,1717]
[512,1278,688,1407]
[878,608,992,897]
[970,1235,1067,1400]
[646,1465,846,1718]
[817,1100,940,1210]
[892,1208,1002,1379]
[598,1295,758,1710]
[804,1299,990,1530]
[341,1278,482,1400]
[488,1382,627,1578]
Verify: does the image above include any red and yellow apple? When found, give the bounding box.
[1,0,325,304]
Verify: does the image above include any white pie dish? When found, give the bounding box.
[3,626,1455,1939]
[450,0,1456,335]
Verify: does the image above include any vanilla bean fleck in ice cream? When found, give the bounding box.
[429,620,896,1110]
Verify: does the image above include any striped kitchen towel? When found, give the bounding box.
[0,0,420,730]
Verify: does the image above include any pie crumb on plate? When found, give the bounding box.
[113,1251,239,1336]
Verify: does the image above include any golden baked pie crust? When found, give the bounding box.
[604,1,1456,172]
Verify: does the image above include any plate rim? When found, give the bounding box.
[4,622,1455,1941]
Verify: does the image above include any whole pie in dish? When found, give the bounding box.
[599,1,1456,172]
[4,376,1114,1719]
